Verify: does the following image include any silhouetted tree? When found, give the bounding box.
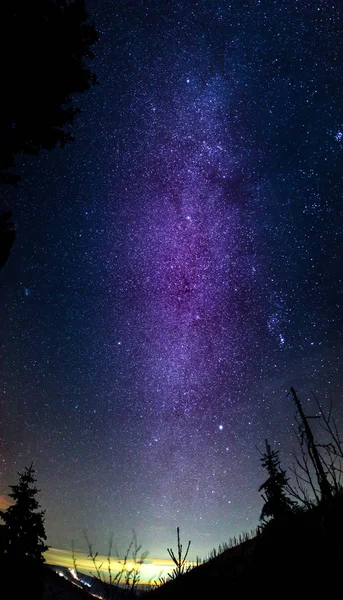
[0,210,16,269]
[259,439,295,522]
[0,463,48,561]
[0,0,98,185]
[289,387,332,501]
[0,464,48,599]
[0,1,98,268]
[81,530,147,599]
[167,527,192,579]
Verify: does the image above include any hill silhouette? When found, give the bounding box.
[145,491,343,598]
[43,567,94,600]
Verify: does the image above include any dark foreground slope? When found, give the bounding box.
[43,567,95,600]
[43,567,141,600]
[146,491,343,599]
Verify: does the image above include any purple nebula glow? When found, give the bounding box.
[104,75,265,531]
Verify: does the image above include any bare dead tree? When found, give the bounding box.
[83,530,110,598]
[287,441,320,507]
[289,387,332,502]
[82,530,147,599]
[122,532,148,595]
[311,392,343,493]
[318,448,343,493]
[312,393,343,459]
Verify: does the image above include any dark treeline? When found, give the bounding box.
[0,464,48,599]
[0,0,98,270]
[1,388,342,599]
[145,388,343,598]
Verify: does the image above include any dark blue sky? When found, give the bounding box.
[1,0,342,559]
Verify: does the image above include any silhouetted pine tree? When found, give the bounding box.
[0,0,98,184]
[0,464,48,598]
[0,463,48,560]
[0,0,98,269]
[259,439,295,522]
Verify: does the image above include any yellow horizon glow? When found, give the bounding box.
[45,547,194,585]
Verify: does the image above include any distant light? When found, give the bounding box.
[69,568,78,580]
[219,425,223,431]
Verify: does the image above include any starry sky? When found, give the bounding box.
[1,0,343,566]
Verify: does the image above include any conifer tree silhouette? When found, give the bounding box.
[0,1,98,269]
[0,463,48,562]
[259,439,295,522]
[0,0,98,185]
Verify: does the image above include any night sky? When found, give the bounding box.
[1,0,343,565]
